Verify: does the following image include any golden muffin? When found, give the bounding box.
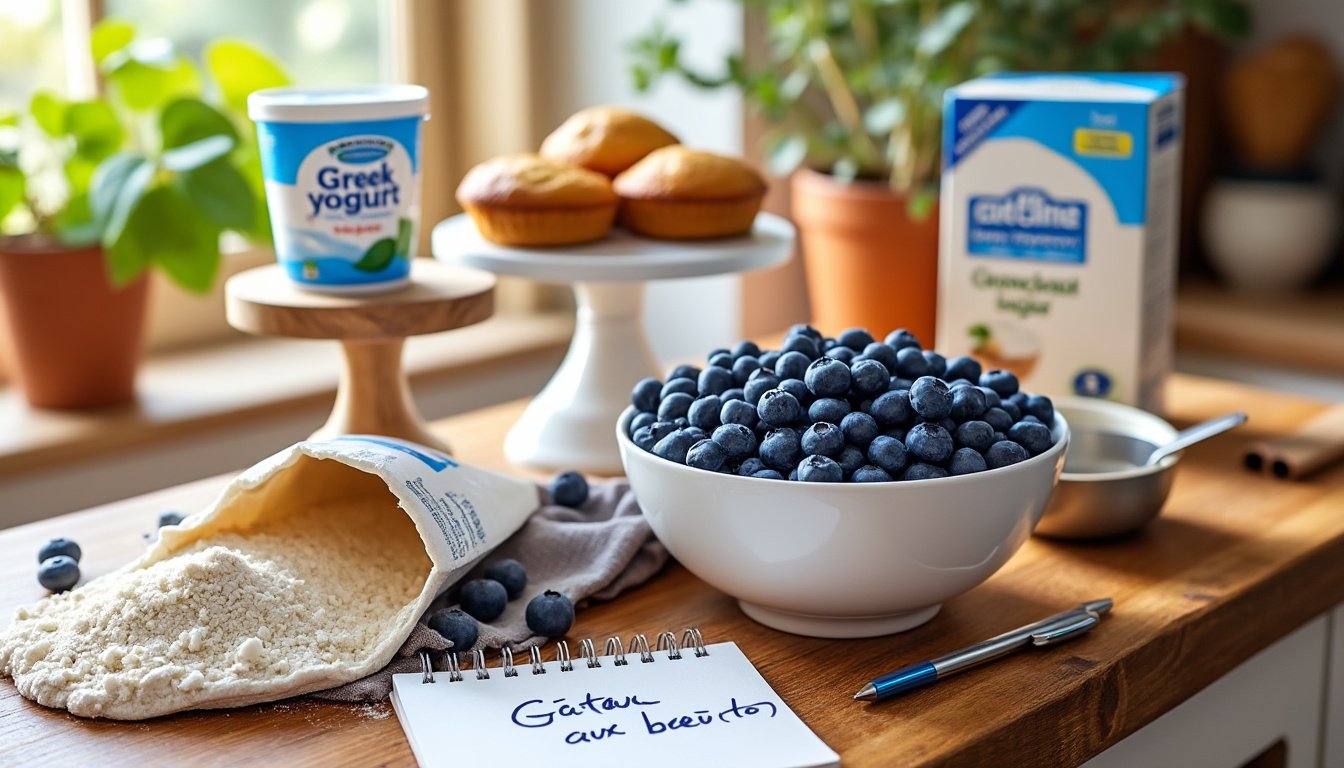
[613,146,766,239]
[540,107,679,176]
[456,153,618,246]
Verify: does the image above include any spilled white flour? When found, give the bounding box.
[0,498,431,720]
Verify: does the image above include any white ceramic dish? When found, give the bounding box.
[616,407,1069,638]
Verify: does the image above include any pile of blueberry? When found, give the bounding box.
[37,538,82,592]
[626,325,1056,482]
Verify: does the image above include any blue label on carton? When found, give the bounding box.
[967,187,1088,263]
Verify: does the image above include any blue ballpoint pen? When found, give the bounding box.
[854,598,1113,702]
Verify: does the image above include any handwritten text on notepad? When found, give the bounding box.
[510,690,778,745]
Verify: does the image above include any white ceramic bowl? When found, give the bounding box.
[616,408,1069,638]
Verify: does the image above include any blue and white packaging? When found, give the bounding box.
[937,74,1183,411]
[249,85,429,293]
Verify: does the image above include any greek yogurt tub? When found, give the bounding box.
[249,85,429,293]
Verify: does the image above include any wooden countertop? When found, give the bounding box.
[2,374,1342,767]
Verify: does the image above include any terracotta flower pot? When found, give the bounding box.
[0,238,149,409]
[791,168,938,342]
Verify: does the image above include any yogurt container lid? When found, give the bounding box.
[248,84,430,123]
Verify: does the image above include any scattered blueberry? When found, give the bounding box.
[867,435,908,475]
[801,422,845,458]
[852,465,894,483]
[460,579,509,622]
[428,608,479,652]
[954,420,996,453]
[760,427,802,469]
[797,455,844,482]
[686,439,727,471]
[483,558,528,599]
[757,389,803,427]
[850,359,889,395]
[632,377,662,412]
[868,390,911,427]
[698,366,734,396]
[808,397,850,425]
[774,350,811,381]
[1008,420,1054,456]
[949,386,987,422]
[688,395,723,431]
[840,411,880,448]
[944,355,982,383]
[158,511,185,528]
[910,376,953,422]
[838,328,875,351]
[525,590,575,637]
[949,447,988,476]
[980,369,1020,398]
[37,556,79,592]
[550,471,589,508]
[902,463,949,481]
[38,538,81,564]
[804,357,852,397]
[985,440,1030,469]
[905,422,954,463]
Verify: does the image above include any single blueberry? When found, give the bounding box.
[697,366,734,396]
[632,377,662,413]
[822,337,838,350]
[751,469,786,481]
[38,538,81,564]
[902,463,949,481]
[707,347,730,361]
[867,435,908,475]
[808,397,850,425]
[721,387,745,402]
[909,376,953,422]
[629,411,657,437]
[804,357,852,397]
[686,439,727,471]
[661,377,698,400]
[859,342,899,373]
[731,355,761,386]
[788,468,799,481]
[895,346,931,379]
[667,364,700,381]
[1000,401,1023,422]
[657,392,694,422]
[760,427,802,470]
[954,420,995,453]
[37,555,79,592]
[688,395,723,431]
[428,608,479,652]
[459,578,508,622]
[633,425,659,452]
[850,359,890,395]
[550,471,589,507]
[884,328,922,350]
[828,346,856,365]
[1008,420,1054,456]
[905,422,954,463]
[673,417,689,429]
[836,445,866,476]
[868,390,911,427]
[949,386,988,422]
[851,465,894,483]
[682,426,707,441]
[779,334,820,360]
[979,385,1002,408]
[709,352,734,369]
[653,429,699,464]
[993,431,1008,444]
[1021,414,1043,425]
[985,440,1030,469]
[737,457,766,476]
[733,340,761,359]
[483,558,528,599]
[744,369,780,405]
[949,447,988,476]
[758,350,781,371]
[983,406,1014,434]
[158,510,185,528]
[757,389,803,427]
[797,455,844,482]
[525,590,575,637]
[711,423,757,461]
[922,350,947,377]
[787,323,823,343]
[980,369,1020,397]
[648,420,679,443]
[1025,394,1055,425]
[944,355,983,384]
[801,422,845,458]
[841,411,880,448]
[1007,391,1029,409]
[721,398,760,429]
[777,378,812,407]
[838,327,875,351]
[774,350,812,381]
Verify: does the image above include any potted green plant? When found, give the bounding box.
[0,20,287,408]
[631,0,1250,338]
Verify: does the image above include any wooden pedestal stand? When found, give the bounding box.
[224,261,495,453]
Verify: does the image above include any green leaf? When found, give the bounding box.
[395,217,413,258]
[161,135,234,172]
[917,2,975,57]
[767,134,809,176]
[907,188,937,220]
[90,153,155,246]
[0,164,26,221]
[176,158,254,231]
[53,192,100,246]
[864,99,906,135]
[1191,0,1252,39]
[235,140,272,241]
[353,238,397,272]
[64,157,99,195]
[0,111,19,127]
[108,185,220,292]
[204,39,289,113]
[91,19,135,64]
[105,51,201,113]
[159,97,237,150]
[30,91,67,136]
[64,100,124,160]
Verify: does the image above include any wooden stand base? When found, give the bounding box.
[225,261,495,452]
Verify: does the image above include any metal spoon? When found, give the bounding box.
[1145,411,1248,467]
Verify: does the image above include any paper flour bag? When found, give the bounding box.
[0,435,538,720]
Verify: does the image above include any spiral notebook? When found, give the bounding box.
[390,629,838,768]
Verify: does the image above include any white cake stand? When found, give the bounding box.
[432,213,795,473]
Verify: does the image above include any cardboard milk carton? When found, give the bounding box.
[937,73,1184,412]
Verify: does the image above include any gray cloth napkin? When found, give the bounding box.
[316,479,667,702]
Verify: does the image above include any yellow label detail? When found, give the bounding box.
[1073,129,1132,158]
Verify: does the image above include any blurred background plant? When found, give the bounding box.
[632,0,1252,209]
[0,19,288,292]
